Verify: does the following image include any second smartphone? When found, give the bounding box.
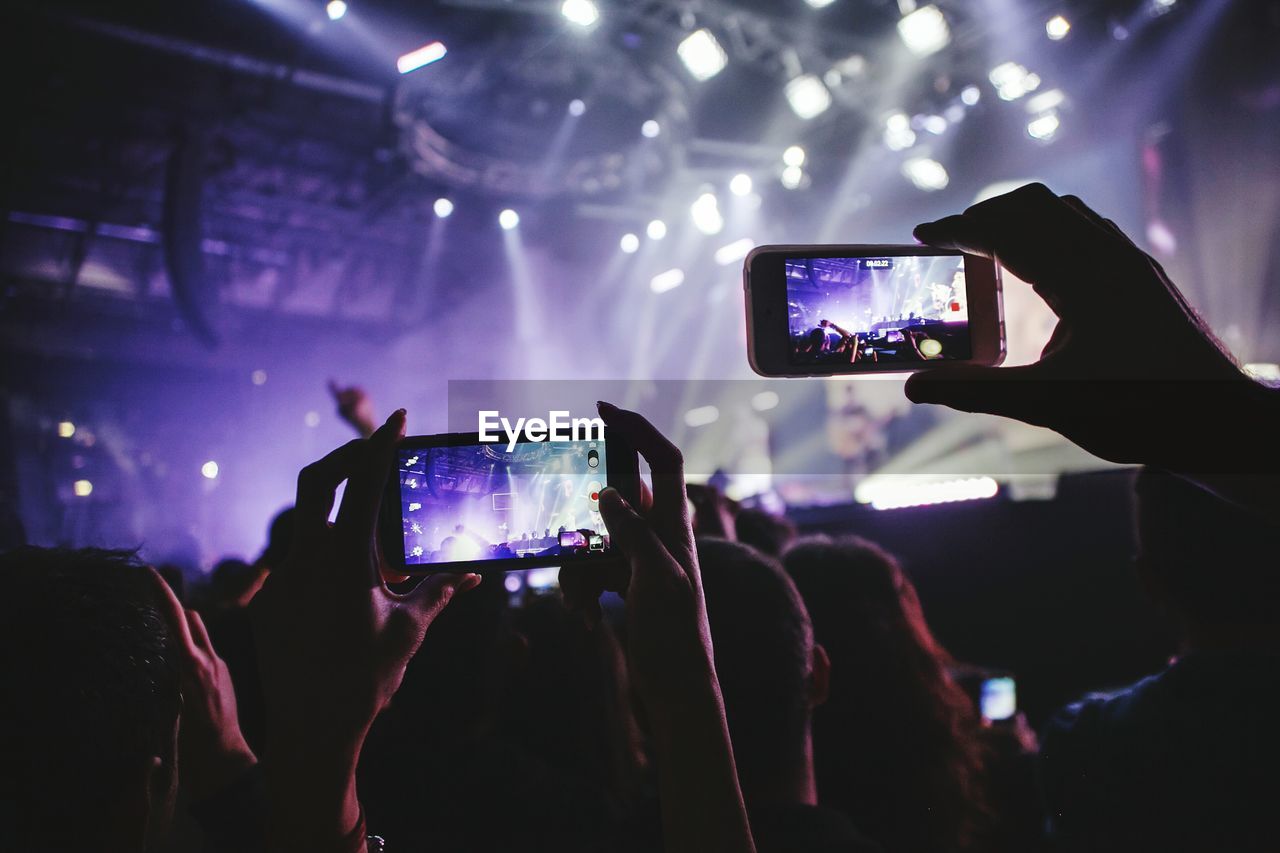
[380,429,639,575]
[744,244,1005,377]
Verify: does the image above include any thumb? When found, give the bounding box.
[904,364,1048,423]
[599,487,665,565]
[408,571,481,616]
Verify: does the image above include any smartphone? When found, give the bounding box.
[380,430,638,575]
[744,245,1005,376]
[979,676,1017,722]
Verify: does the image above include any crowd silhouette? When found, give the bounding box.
[2,185,1278,853]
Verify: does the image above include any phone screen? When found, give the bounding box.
[395,438,610,568]
[980,676,1017,721]
[785,254,971,367]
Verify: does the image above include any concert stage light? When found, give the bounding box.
[684,405,720,427]
[989,62,1040,100]
[398,41,447,74]
[897,5,950,57]
[620,233,640,253]
[1027,112,1060,141]
[857,476,998,510]
[560,0,599,28]
[902,157,949,191]
[729,173,753,196]
[751,390,780,412]
[691,192,723,235]
[884,112,916,150]
[1046,15,1071,40]
[326,0,347,21]
[785,74,831,119]
[677,29,727,81]
[714,237,755,266]
[650,268,684,293]
[1026,89,1065,114]
[646,219,667,240]
[499,209,520,230]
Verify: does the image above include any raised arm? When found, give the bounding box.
[903,182,1280,510]
[252,411,480,852]
[561,402,756,853]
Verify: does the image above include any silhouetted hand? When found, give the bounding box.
[253,410,479,849]
[150,569,257,803]
[904,183,1277,475]
[328,380,377,439]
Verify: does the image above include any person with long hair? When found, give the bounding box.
[783,535,992,853]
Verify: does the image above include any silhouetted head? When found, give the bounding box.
[734,507,797,558]
[258,506,295,569]
[209,557,262,609]
[1135,468,1280,635]
[696,538,827,805]
[0,548,181,849]
[783,536,989,851]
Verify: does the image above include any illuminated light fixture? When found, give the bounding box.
[921,114,948,134]
[560,0,600,28]
[326,0,348,21]
[1046,14,1071,39]
[884,111,916,151]
[684,405,720,427]
[304,411,321,428]
[989,61,1040,100]
[1244,363,1280,382]
[397,41,447,74]
[729,173,753,196]
[498,209,520,230]
[902,157,949,191]
[690,192,723,235]
[856,476,998,510]
[73,479,93,497]
[641,119,661,138]
[805,0,837,6]
[57,421,76,438]
[1026,112,1060,141]
[714,237,755,266]
[897,5,950,57]
[781,165,804,189]
[960,85,981,106]
[677,28,728,81]
[650,268,685,293]
[646,219,667,240]
[1145,220,1177,254]
[751,390,780,411]
[1026,88,1065,114]
[567,98,586,116]
[433,197,454,218]
[782,145,806,167]
[785,74,832,119]
[201,461,220,480]
[620,232,640,253]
